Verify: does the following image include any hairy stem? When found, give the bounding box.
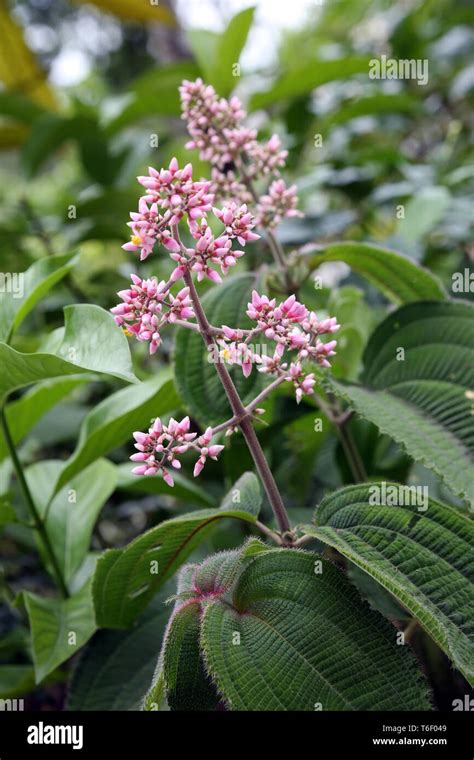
[0,408,69,597]
[181,266,292,537]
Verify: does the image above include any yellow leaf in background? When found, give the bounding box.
[0,124,29,148]
[72,0,176,25]
[0,1,56,110]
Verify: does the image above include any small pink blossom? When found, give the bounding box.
[130,417,225,484]
[111,275,195,354]
[213,202,260,246]
[193,427,225,477]
[131,415,198,485]
[256,179,304,229]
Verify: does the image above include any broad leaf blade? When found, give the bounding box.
[308,242,446,304]
[201,550,431,710]
[53,371,178,493]
[68,591,171,711]
[0,253,78,343]
[27,459,116,586]
[213,8,255,96]
[0,376,89,463]
[0,305,138,404]
[302,483,474,685]
[23,580,96,683]
[220,472,261,517]
[163,602,220,711]
[93,508,258,628]
[327,301,474,504]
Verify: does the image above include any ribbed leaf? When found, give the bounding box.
[174,274,263,426]
[93,508,258,628]
[163,602,220,711]
[53,371,178,493]
[307,242,446,304]
[0,304,138,404]
[0,253,78,343]
[201,550,430,710]
[144,545,263,711]
[327,301,474,504]
[302,483,474,685]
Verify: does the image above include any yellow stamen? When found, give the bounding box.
[131,235,142,246]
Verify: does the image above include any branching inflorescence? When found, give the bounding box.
[111,79,340,539]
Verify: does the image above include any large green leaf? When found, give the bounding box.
[220,471,261,517]
[163,602,220,711]
[200,550,431,710]
[197,8,255,97]
[68,590,172,711]
[0,304,138,404]
[27,459,116,587]
[250,57,370,110]
[144,544,262,711]
[0,376,89,462]
[327,301,474,504]
[23,580,96,683]
[307,242,446,304]
[53,371,178,494]
[0,253,78,343]
[174,273,263,427]
[93,507,258,628]
[302,483,474,685]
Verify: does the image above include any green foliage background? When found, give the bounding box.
[0,0,472,712]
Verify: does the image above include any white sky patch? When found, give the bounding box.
[50,49,91,87]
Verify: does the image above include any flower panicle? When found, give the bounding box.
[131,416,224,486]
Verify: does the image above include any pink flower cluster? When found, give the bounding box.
[111,274,194,354]
[219,291,340,403]
[131,416,224,486]
[123,159,213,261]
[255,180,304,229]
[180,78,301,229]
[122,157,258,282]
